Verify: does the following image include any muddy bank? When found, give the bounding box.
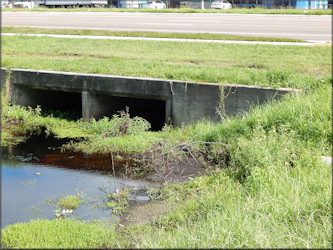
[5,132,211,183]
[3,132,224,228]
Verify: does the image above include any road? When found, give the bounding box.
[2,12,332,42]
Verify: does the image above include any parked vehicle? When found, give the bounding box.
[210,0,232,9]
[13,0,34,8]
[13,0,107,8]
[144,0,166,9]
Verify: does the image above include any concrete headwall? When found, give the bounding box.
[3,68,294,128]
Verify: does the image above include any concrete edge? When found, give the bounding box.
[1,67,300,93]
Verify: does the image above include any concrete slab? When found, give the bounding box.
[3,68,295,128]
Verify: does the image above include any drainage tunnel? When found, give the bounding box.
[87,94,166,131]
[14,87,82,120]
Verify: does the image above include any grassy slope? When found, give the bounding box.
[1,29,332,248]
[2,27,306,43]
[2,35,331,90]
[115,84,332,249]
[2,83,331,249]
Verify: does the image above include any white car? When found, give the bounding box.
[13,0,34,8]
[211,0,232,9]
[144,0,166,9]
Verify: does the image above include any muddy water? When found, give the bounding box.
[1,134,154,228]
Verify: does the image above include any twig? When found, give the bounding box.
[111,151,115,177]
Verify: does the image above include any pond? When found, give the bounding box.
[1,134,155,228]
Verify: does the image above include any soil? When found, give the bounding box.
[118,153,214,227]
[119,199,178,227]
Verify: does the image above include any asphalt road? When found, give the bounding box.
[2,12,332,42]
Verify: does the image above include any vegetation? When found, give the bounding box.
[1,219,116,248]
[1,28,331,248]
[2,27,306,43]
[2,6,331,15]
[2,82,331,249]
[56,194,85,210]
[2,35,331,90]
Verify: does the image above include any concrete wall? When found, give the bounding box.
[4,68,294,128]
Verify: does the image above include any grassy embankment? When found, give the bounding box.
[1,33,332,248]
[2,27,307,43]
[2,6,332,15]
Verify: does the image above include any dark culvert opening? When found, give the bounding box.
[92,95,166,131]
[23,88,82,120]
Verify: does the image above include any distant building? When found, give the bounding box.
[117,0,145,8]
[116,0,179,7]
[179,0,329,9]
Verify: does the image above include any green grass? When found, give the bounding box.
[1,25,331,248]
[2,27,307,43]
[2,7,332,15]
[111,84,332,248]
[1,90,189,153]
[1,218,116,248]
[2,35,331,90]
[57,194,84,210]
[133,160,331,248]
[1,84,331,248]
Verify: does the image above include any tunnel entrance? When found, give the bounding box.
[89,94,166,131]
[13,86,167,131]
[19,88,82,120]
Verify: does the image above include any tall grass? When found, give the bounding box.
[114,84,332,248]
[135,157,331,248]
[193,84,332,146]
[1,27,331,248]
[1,83,331,248]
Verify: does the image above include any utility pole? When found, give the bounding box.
[201,0,204,9]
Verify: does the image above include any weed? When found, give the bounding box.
[104,188,131,215]
[56,193,85,210]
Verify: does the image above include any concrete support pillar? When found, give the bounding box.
[82,91,114,121]
[81,91,92,122]
[10,84,36,107]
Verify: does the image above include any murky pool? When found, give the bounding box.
[1,135,154,228]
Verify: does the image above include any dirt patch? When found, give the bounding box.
[143,156,208,183]
[119,199,178,227]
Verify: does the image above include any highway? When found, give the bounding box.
[2,12,332,42]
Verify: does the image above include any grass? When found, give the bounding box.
[111,84,331,248]
[1,90,189,153]
[56,194,85,210]
[2,6,332,15]
[1,84,331,248]
[1,35,331,90]
[2,27,307,43]
[1,218,116,248]
[1,26,331,248]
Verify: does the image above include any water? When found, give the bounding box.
[1,135,154,228]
